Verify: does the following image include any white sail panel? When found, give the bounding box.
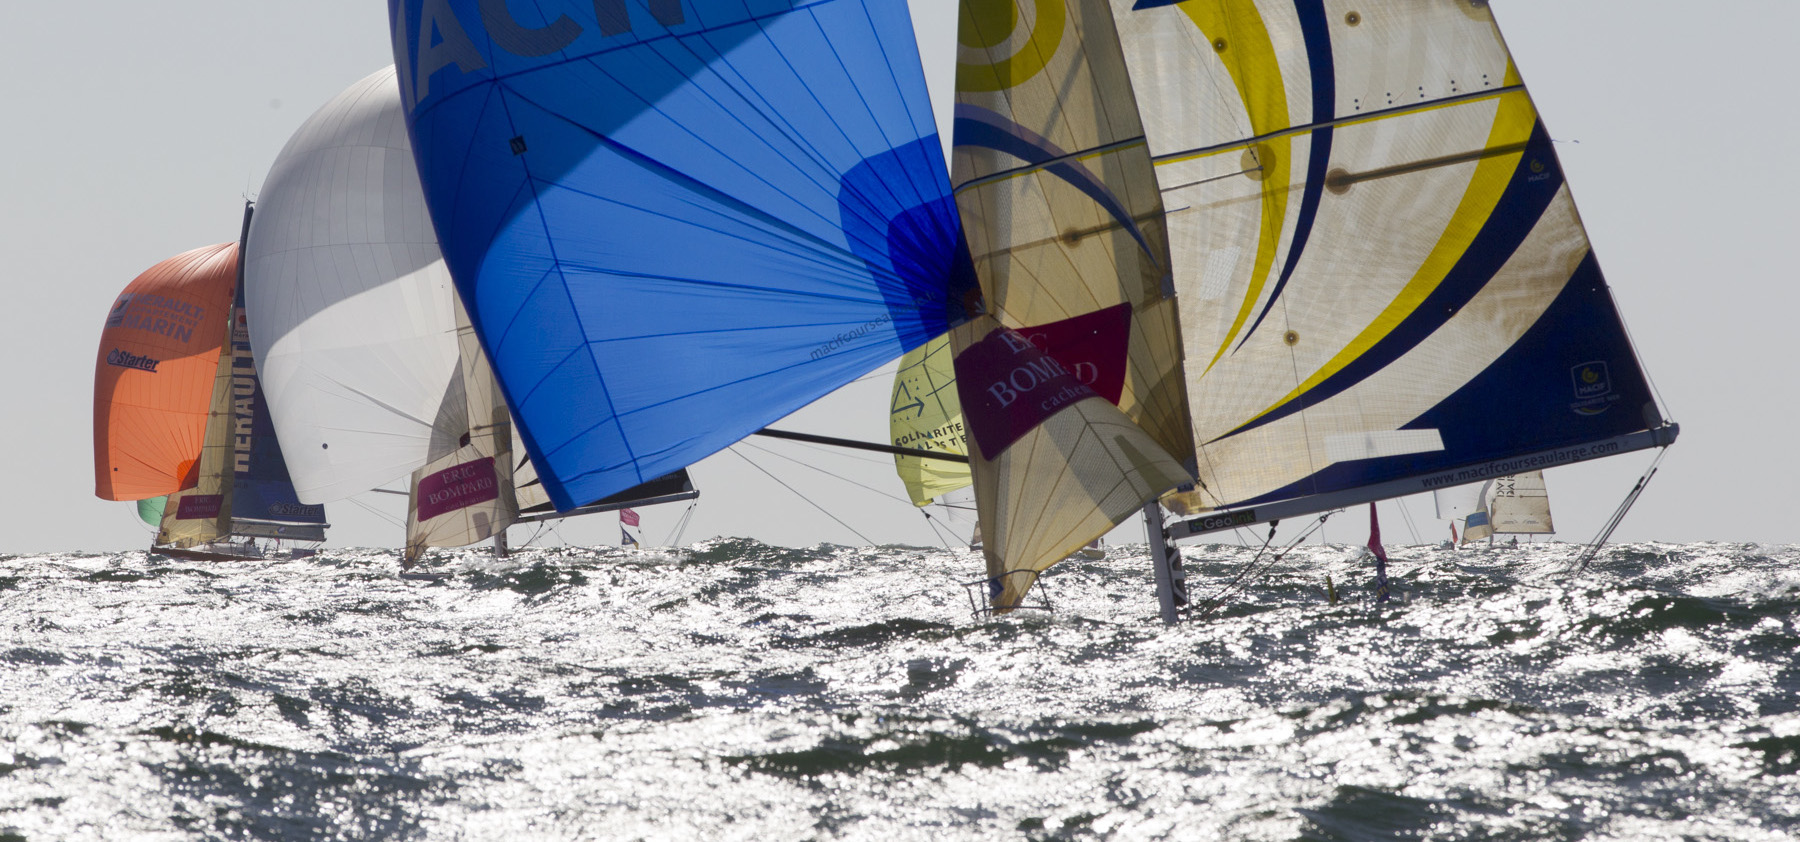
[1111,1,1672,524]
[951,0,1194,609]
[1486,471,1553,535]
[245,66,459,505]
[1433,482,1482,522]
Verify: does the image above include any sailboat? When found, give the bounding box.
[381,0,1675,618]
[1438,471,1553,546]
[94,216,329,560]
[243,65,695,562]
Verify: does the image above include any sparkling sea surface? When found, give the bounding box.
[1,539,1796,840]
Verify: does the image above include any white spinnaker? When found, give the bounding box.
[1111,1,1613,514]
[1433,482,1484,522]
[245,66,459,504]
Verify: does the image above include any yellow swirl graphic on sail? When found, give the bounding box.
[956,0,1067,93]
[1172,0,1293,373]
[1239,73,1538,430]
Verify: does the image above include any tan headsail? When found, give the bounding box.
[951,0,1195,610]
[403,297,518,564]
[157,312,238,548]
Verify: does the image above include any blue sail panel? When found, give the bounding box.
[226,286,327,528]
[392,0,970,510]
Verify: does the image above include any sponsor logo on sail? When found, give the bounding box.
[174,494,223,520]
[267,502,325,519]
[1570,361,1616,416]
[106,348,161,373]
[106,292,206,344]
[1195,510,1257,532]
[417,457,500,521]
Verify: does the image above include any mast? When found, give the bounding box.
[1144,503,1181,624]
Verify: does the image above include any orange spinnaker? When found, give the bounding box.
[93,243,238,500]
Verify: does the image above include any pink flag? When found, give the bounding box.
[620,507,640,527]
[1368,503,1391,603]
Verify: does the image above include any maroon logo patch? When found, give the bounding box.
[174,494,223,520]
[954,304,1133,459]
[416,457,499,521]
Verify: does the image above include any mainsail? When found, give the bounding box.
[93,244,239,500]
[222,264,329,542]
[949,0,1195,609]
[389,0,973,513]
[1106,1,1676,535]
[245,65,461,506]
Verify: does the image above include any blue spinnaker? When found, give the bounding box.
[390,0,971,510]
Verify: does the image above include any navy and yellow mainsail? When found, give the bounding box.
[1110,0,1674,531]
[389,0,973,511]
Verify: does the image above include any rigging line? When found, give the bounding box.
[1396,497,1422,545]
[919,509,956,552]
[753,427,968,463]
[781,437,895,467]
[1195,510,1341,621]
[1151,85,1528,165]
[1192,521,1281,621]
[348,497,405,529]
[662,502,698,549]
[1604,287,1678,424]
[738,440,916,507]
[1570,448,1668,574]
[729,447,876,545]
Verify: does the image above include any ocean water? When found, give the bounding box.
[1,539,1796,841]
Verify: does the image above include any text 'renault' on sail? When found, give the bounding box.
[950,0,1197,611]
[389,0,975,513]
[1109,0,1674,531]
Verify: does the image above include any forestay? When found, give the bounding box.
[245,66,461,505]
[390,0,973,511]
[949,0,1194,609]
[1109,1,1675,531]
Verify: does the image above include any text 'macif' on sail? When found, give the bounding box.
[948,0,1197,611]
[389,0,977,512]
[1108,0,1677,534]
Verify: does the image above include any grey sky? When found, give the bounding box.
[6,2,1793,554]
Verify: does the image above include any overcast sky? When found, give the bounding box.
[7,1,1794,555]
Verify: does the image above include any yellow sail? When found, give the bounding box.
[890,335,970,506]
